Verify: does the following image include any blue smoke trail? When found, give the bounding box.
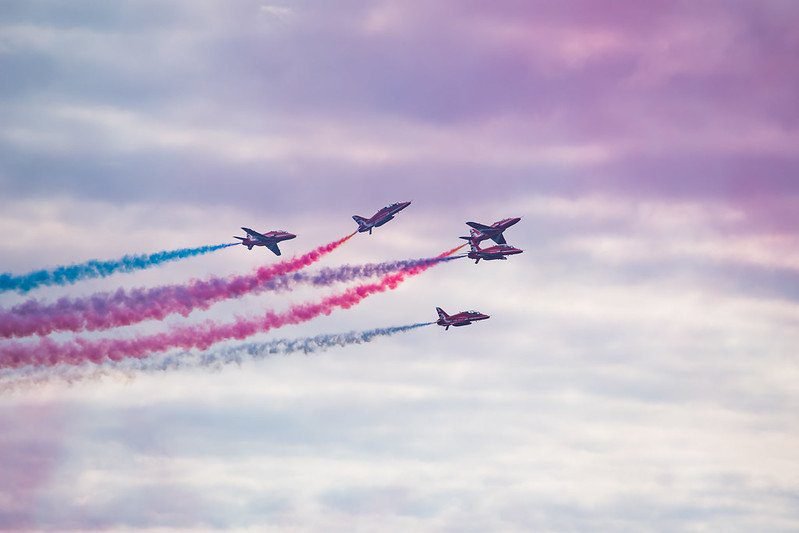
[0,243,237,294]
[0,322,435,390]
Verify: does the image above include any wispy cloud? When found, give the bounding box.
[1,0,797,530]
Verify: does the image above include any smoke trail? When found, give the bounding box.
[0,245,463,369]
[196,321,434,362]
[0,243,237,294]
[0,322,434,391]
[0,254,457,338]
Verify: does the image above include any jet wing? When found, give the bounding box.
[264,242,282,256]
[242,227,266,239]
[490,234,507,245]
[467,221,492,231]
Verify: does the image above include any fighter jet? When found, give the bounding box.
[234,227,296,255]
[460,217,521,245]
[435,307,490,330]
[352,201,412,234]
[466,234,523,263]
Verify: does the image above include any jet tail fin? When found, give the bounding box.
[436,307,449,320]
[461,228,482,245]
[352,215,369,230]
[468,230,482,251]
[235,236,253,250]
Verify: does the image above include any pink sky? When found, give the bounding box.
[0,1,797,530]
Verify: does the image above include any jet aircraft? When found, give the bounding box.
[460,217,521,245]
[353,201,411,234]
[466,233,523,263]
[234,227,296,255]
[435,307,490,330]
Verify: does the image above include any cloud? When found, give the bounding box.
[1,1,798,530]
[0,403,68,529]
[1,0,797,223]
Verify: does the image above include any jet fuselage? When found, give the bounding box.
[235,228,296,255]
[467,243,523,263]
[353,201,411,234]
[435,307,490,330]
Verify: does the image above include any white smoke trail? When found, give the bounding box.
[0,322,435,391]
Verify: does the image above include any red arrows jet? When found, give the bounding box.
[460,217,521,245]
[234,227,296,255]
[435,307,490,330]
[466,234,523,263]
[353,201,412,234]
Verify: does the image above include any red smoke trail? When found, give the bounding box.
[0,244,464,369]
[1,232,356,338]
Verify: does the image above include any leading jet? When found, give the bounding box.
[234,227,296,255]
[435,307,490,330]
[466,232,523,263]
[353,201,412,234]
[460,217,521,245]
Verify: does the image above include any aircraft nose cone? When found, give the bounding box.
[286,233,297,239]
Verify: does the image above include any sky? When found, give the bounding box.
[1,0,798,530]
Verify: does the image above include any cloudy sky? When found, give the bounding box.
[1,0,798,530]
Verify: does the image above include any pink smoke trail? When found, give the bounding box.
[0,232,357,338]
[0,244,465,369]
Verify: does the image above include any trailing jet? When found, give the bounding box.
[466,233,523,263]
[234,227,296,255]
[353,201,411,234]
[460,217,521,245]
[435,307,490,330]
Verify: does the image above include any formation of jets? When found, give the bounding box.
[236,203,523,331]
[435,215,523,329]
